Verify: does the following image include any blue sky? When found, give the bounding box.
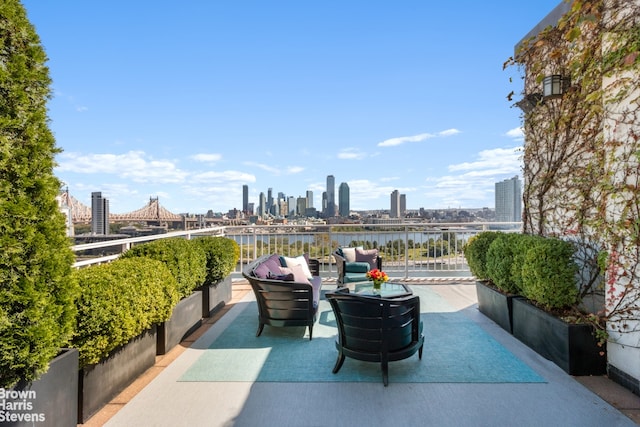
[22,0,563,215]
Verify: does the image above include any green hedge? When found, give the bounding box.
[520,237,579,310]
[510,233,545,295]
[463,231,502,280]
[193,236,240,285]
[72,258,179,367]
[122,238,207,299]
[485,233,521,294]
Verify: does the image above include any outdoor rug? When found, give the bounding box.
[179,286,546,384]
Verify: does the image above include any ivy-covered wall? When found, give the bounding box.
[509,0,640,380]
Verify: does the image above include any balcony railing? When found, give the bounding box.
[71,222,522,280]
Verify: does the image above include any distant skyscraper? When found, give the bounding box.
[322,191,327,214]
[400,194,406,217]
[296,197,306,216]
[338,182,350,217]
[242,185,248,213]
[259,192,266,217]
[495,176,522,222]
[91,191,109,235]
[390,190,400,218]
[306,190,313,208]
[288,196,296,216]
[326,175,335,217]
[267,188,273,215]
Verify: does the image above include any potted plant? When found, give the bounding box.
[193,236,240,317]
[464,231,516,332]
[122,238,207,354]
[73,257,178,422]
[511,236,607,375]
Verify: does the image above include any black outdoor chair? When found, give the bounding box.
[242,255,322,340]
[332,248,382,285]
[325,290,424,386]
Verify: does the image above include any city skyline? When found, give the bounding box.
[22,1,562,214]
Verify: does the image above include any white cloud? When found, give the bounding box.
[191,153,222,162]
[439,128,461,137]
[505,127,524,139]
[378,132,434,147]
[377,128,461,147]
[286,166,304,174]
[56,150,188,183]
[418,146,523,208]
[243,161,304,175]
[338,149,367,160]
[448,147,521,174]
[192,170,255,183]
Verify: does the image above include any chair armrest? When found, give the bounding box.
[333,251,347,281]
[308,258,320,277]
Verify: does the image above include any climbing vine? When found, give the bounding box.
[505,0,640,338]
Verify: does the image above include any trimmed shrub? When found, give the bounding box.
[486,233,521,294]
[193,237,240,285]
[511,233,545,294]
[72,258,179,367]
[463,231,502,280]
[122,238,207,299]
[0,1,79,388]
[520,237,579,310]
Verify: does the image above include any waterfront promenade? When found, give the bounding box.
[83,280,640,427]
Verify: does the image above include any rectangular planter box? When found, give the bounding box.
[512,298,606,376]
[201,276,232,318]
[7,348,78,427]
[157,290,203,355]
[78,326,157,423]
[475,280,518,334]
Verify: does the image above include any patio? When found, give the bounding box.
[87,280,640,427]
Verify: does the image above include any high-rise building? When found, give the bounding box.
[495,176,522,222]
[306,190,313,209]
[326,175,335,217]
[296,197,306,216]
[338,182,350,217]
[267,188,273,216]
[259,192,266,217]
[400,194,406,218]
[287,196,296,217]
[322,191,327,214]
[242,185,249,213]
[91,191,109,235]
[390,190,400,218]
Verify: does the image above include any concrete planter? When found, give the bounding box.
[200,276,232,318]
[512,298,606,376]
[156,290,203,355]
[6,348,79,427]
[78,326,156,423]
[475,280,518,334]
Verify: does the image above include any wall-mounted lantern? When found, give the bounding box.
[543,75,569,97]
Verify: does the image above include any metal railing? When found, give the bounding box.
[71,222,522,280]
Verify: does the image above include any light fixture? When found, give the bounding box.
[543,75,567,97]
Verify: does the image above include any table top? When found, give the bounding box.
[338,281,413,298]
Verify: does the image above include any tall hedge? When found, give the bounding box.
[0,1,79,388]
[485,233,521,294]
[463,231,502,280]
[121,238,206,299]
[72,258,179,367]
[520,237,579,310]
[193,236,240,285]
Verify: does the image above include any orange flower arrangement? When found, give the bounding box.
[366,268,389,287]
